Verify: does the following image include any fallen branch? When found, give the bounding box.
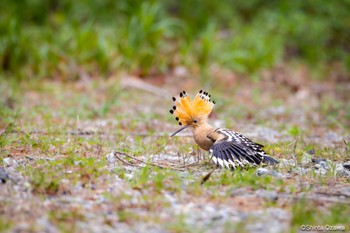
[113,150,196,171]
[113,152,139,167]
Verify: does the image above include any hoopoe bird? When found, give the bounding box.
[169,90,279,169]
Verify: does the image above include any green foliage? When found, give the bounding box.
[0,0,349,79]
[287,125,301,137]
[0,106,20,148]
[204,169,278,190]
[28,167,61,195]
[128,164,183,193]
[118,2,182,75]
[20,155,106,196]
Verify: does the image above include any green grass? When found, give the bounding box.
[48,209,85,233]
[17,155,106,195]
[202,169,276,190]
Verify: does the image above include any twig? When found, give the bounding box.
[113,152,139,167]
[293,138,298,155]
[344,139,349,155]
[113,151,185,171]
[290,138,298,164]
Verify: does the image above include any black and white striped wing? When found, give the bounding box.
[209,129,278,169]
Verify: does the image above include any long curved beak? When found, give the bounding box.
[170,125,191,137]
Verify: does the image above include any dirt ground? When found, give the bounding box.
[1,72,350,232]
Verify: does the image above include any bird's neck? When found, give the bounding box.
[193,122,216,151]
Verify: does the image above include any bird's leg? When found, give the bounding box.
[196,146,203,163]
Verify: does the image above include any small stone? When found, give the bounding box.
[256,168,283,178]
[314,164,321,169]
[0,167,9,183]
[256,168,270,176]
[106,152,117,164]
[280,159,296,167]
[319,160,329,169]
[306,148,315,155]
[315,168,328,176]
[3,158,11,166]
[3,158,17,166]
[335,164,346,176]
[343,161,350,171]
[312,158,326,164]
[270,170,284,178]
[300,153,312,165]
[293,167,309,175]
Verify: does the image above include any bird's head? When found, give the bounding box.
[169,90,215,136]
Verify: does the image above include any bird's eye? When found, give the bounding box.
[194,120,197,123]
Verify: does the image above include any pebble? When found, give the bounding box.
[313,160,330,176]
[280,159,296,167]
[335,163,350,178]
[256,168,270,176]
[106,152,117,164]
[293,167,309,175]
[0,167,9,183]
[306,148,315,155]
[318,160,329,169]
[335,164,346,176]
[315,168,328,176]
[312,158,326,164]
[300,153,312,165]
[312,157,331,170]
[3,157,18,166]
[343,161,350,171]
[256,168,284,178]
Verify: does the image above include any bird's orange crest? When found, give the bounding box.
[169,90,215,125]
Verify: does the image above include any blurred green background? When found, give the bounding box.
[1,0,349,80]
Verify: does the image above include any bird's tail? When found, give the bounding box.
[263,155,279,165]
